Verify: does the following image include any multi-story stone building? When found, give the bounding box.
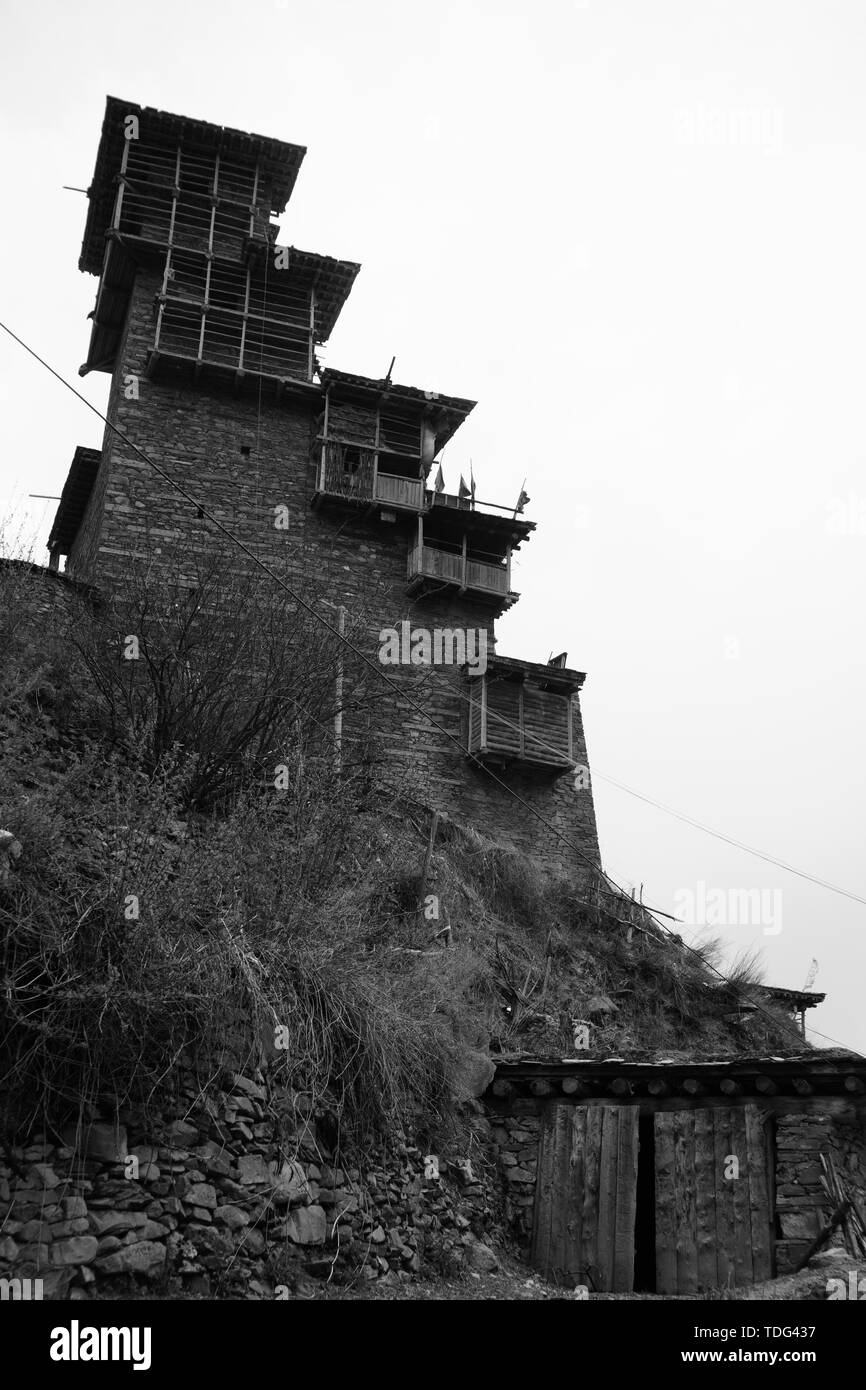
[49,97,600,880]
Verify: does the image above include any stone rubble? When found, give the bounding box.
[0,1066,506,1299]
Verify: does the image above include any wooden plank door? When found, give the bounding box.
[654,1105,773,1294]
[531,1104,639,1292]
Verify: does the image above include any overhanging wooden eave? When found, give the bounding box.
[486,1050,866,1103]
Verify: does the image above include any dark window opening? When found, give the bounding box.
[633,1112,656,1292]
[381,451,423,482]
[342,445,362,475]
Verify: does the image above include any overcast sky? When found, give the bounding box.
[1,0,864,1052]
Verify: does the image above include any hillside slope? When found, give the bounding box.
[0,556,801,1151]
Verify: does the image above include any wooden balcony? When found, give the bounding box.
[407,540,507,593]
[467,666,576,774]
[312,443,425,512]
[406,536,518,609]
[374,472,425,509]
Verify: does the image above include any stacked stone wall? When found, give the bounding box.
[774,1108,866,1273]
[0,1067,503,1300]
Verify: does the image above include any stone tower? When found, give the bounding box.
[50,97,600,880]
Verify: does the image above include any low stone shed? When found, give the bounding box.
[484,1049,866,1294]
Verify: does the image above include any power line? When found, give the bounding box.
[333,646,866,916]
[592,770,866,908]
[393,658,866,911]
[0,319,613,894]
[2,318,862,1060]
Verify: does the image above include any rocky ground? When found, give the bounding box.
[306,1248,866,1301]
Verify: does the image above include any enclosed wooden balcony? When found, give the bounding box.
[405,511,526,610]
[467,657,585,774]
[407,537,511,601]
[312,442,425,511]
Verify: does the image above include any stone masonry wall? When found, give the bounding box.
[489,1114,541,1249]
[61,267,601,882]
[774,1107,866,1273]
[0,561,93,622]
[0,1067,504,1300]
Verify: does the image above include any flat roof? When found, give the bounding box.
[487,1047,866,1101]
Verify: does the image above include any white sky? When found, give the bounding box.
[1,0,864,1053]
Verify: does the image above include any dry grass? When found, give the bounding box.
[0,550,804,1156]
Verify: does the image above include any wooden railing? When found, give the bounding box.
[407,543,508,596]
[319,444,375,499]
[375,473,425,510]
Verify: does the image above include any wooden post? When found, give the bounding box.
[165,146,181,248]
[308,287,316,381]
[238,265,250,373]
[333,605,345,771]
[372,410,380,503]
[320,392,331,492]
[249,159,260,240]
[113,133,130,230]
[529,1079,554,1099]
[467,678,475,753]
[518,681,525,759]
[418,809,440,926]
[792,1200,851,1273]
[200,158,216,363]
[459,532,467,592]
[154,300,165,354]
[561,1076,587,1096]
[198,253,212,362]
[480,675,488,750]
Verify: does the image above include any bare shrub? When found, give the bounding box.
[63,545,383,811]
[0,549,453,1144]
